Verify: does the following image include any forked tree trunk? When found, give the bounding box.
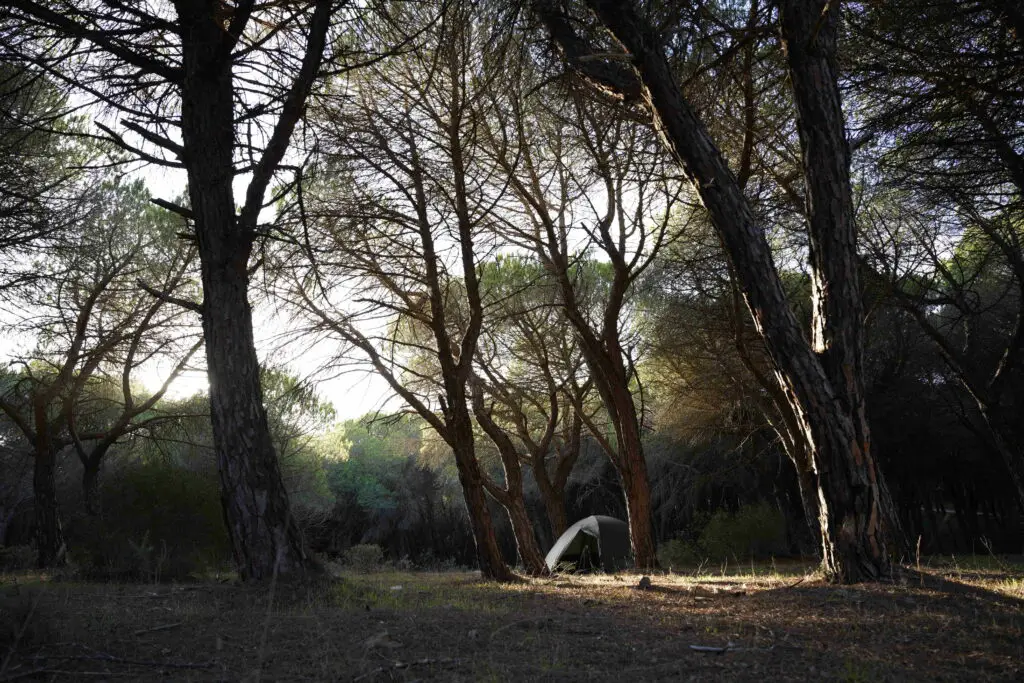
[561,301,658,569]
[472,392,547,575]
[576,0,892,582]
[778,0,892,579]
[448,399,516,581]
[534,468,569,538]
[177,5,309,581]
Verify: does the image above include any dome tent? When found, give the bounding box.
[544,515,632,573]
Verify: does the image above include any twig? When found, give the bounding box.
[487,616,562,643]
[254,546,282,683]
[4,670,133,679]
[27,653,213,670]
[0,666,49,682]
[352,657,461,682]
[0,586,46,678]
[132,622,183,636]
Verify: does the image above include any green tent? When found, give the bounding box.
[544,515,633,573]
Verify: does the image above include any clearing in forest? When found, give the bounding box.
[1,558,1022,681]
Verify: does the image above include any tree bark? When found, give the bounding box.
[32,401,65,568]
[504,492,547,574]
[573,0,892,581]
[447,396,517,581]
[82,461,100,517]
[472,392,548,574]
[177,4,309,581]
[608,388,657,569]
[534,465,569,538]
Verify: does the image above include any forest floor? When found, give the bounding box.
[1,557,1023,682]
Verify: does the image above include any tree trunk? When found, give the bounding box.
[534,468,569,539]
[778,0,893,579]
[787,446,823,550]
[567,319,658,569]
[505,494,547,574]
[471,390,546,575]
[32,402,65,568]
[82,461,100,516]
[978,402,1024,513]
[612,392,658,569]
[177,5,309,581]
[577,0,891,582]
[617,458,657,570]
[448,401,516,581]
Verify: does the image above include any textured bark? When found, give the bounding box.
[535,473,569,538]
[473,392,549,575]
[176,4,308,580]
[575,0,892,581]
[778,0,893,578]
[607,387,657,569]
[32,400,65,568]
[503,491,547,575]
[447,395,517,581]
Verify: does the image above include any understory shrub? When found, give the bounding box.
[659,502,788,568]
[698,502,788,561]
[67,461,230,580]
[343,544,384,572]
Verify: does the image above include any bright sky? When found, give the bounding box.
[0,161,395,422]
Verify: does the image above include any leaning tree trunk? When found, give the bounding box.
[177,6,309,581]
[482,463,548,575]
[448,400,516,581]
[564,309,658,568]
[578,0,891,582]
[473,400,548,574]
[503,493,547,575]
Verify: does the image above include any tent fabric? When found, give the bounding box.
[544,515,633,573]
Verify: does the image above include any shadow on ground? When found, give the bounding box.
[1,565,1022,681]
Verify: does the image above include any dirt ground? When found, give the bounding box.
[1,558,1022,681]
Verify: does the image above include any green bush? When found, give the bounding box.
[657,539,703,570]
[67,461,230,580]
[343,544,384,572]
[659,502,788,568]
[698,502,788,562]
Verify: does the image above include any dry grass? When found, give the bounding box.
[0,557,1022,681]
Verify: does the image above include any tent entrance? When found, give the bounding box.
[544,515,633,573]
